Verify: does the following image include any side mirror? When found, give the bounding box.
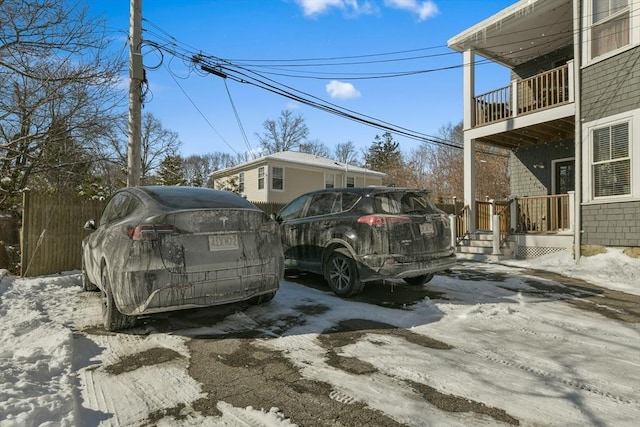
[83,220,97,231]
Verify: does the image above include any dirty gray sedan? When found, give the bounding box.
[82,186,284,331]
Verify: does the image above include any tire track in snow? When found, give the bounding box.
[465,348,638,405]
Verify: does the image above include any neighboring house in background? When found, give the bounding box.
[209,151,386,205]
[448,0,639,260]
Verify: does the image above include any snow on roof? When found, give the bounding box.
[210,151,386,177]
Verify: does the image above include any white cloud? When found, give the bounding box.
[384,0,439,21]
[294,0,375,17]
[325,80,361,99]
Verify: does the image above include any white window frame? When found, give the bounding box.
[346,176,355,187]
[583,109,638,203]
[271,166,284,191]
[324,173,335,189]
[238,172,245,193]
[258,166,265,190]
[583,0,639,66]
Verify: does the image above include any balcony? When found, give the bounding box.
[474,62,573,128]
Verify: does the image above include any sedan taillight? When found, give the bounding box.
[126,224,178,240]
[357,215,411,227]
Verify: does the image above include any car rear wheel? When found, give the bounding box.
[101,268,137,332]
[326,250,363,297]
[403,273,435,286]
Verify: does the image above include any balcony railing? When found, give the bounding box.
[474,62,573,127]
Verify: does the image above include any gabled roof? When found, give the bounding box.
[209,151,386,178]
[447,0,573,68]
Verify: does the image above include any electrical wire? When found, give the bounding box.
[137,4,640,154]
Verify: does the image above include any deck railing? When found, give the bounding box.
[515,194,571,233]
[473,62,572,127]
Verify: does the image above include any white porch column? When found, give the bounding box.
[568,191,575,232]
[463,49,477,232]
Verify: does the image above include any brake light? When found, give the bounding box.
[126,224,178,240]
[358,215,411,227]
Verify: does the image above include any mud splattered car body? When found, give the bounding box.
[82,186,284,331]
[276,187,456,296]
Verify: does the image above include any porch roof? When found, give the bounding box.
[447,0,573,68]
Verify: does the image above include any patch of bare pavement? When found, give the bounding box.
[184,318,519,427]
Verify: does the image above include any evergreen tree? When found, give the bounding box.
[363,132,409,186]
[157,155,187,186]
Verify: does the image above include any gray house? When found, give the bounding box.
[448,0,639,260]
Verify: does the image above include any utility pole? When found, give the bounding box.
[127,0,143,187]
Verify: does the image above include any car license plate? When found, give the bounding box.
[208,234,239,251]
[419,223,434,234]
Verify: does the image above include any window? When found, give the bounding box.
[258,167,264,190]
[592,122,630,197]
[591,0,629,58]
[278,194,309,220]
[346,176,355,187]
[325,174,335,189]
[238,172,245,192]
[271,167,284,190]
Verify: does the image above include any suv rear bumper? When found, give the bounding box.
[356,250,457,283]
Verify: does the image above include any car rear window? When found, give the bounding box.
[143,187,257,210]
[306,192,361,217]
[374,191,440,215]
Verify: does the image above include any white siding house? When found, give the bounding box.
[209,151,386,204]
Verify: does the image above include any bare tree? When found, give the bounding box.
[183,152,237,187]
[299,139,330,157]
[255,110,309,154]
[102,112,182,185]
[0,0,123,208]
[409,121,509,202]
[334,141,361,165]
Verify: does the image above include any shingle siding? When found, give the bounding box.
[581,201,640,247]
[582,48,640,122]
[509,140,574,197]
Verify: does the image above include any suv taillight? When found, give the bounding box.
[126,224,178,240]
[358,215,411,227]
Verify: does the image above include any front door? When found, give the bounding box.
[553,159,574,230]
[554,159,575,194]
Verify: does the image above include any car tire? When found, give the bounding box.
[326,249,363,297]
[101,268,137,332]
[403,273,435,286]
[81,257,98,292]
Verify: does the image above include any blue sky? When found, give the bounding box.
[95,0,515,159]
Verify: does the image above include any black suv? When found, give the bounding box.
[275,187,456,296]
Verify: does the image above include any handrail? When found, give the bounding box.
[498,203,512,247]
[455,204,470,244]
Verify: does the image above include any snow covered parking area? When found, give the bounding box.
[1,249,639,426]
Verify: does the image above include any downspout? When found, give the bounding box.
[573,0,582,260]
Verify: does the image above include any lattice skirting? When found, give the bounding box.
[517,246,569,259]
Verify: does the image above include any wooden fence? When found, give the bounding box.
[21,192,106,277]
[17,194,459,278]
[18,195,288,277]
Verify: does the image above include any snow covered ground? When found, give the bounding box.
[0,248,638,426]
